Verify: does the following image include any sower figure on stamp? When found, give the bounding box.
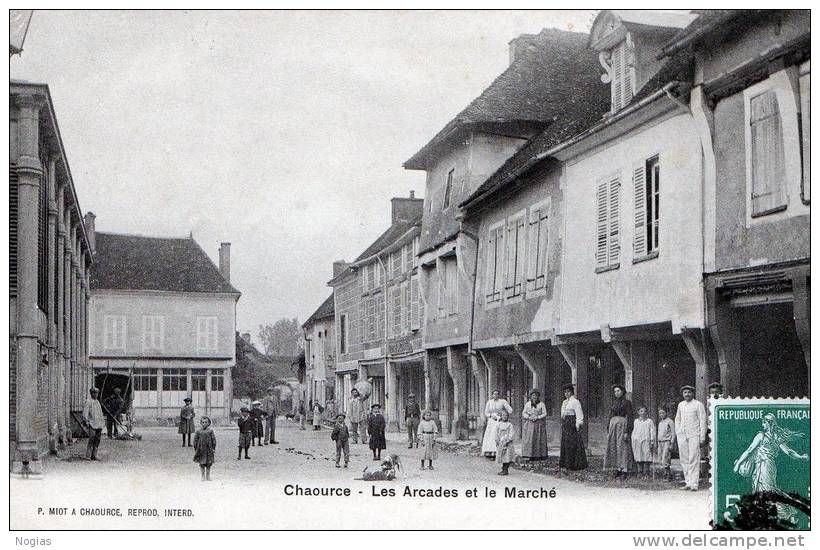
[82,387,106,461]
[348,388,368,444]
[261,386,280,444]
[103,387,124,440]
[675,385,706,491]
[404,393,421,448]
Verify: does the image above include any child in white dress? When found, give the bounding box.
[418,410,438,470]
[631,406,656,476]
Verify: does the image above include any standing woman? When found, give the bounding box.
[521,389,548,461]
[481,390,513,458]
[559,384,588,470]
[605,384,635,476]
[179,397,196,447]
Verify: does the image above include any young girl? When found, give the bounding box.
[179,397,196,447]
[656,407,676,480]
[312,401,323,430]
[418,410,438,470]
[192,416,216,481]
[631,406,656,476]
[331,413,350,468]
[367,404,387,461]
[495,410,517,475]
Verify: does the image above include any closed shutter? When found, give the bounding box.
[611,42,623,111]
[10,163,18,295]
[485,228,496,300]
[526,206,549,291]
[446,259,458,314]
[402,281,410,333]
[633,162,647,258]
[595,179,609,268]
[410,275,420,330]
[750,90,786,215]
[515,217,526,296]
[505,221,516,295]
[608,175,621,265]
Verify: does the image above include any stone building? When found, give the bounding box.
[329,193,423,430]
[661,10,810,397]
[88,229,241,424]
[10,81,94,468]
[302,294,336,407]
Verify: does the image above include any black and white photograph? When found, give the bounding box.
[7,6,813,538]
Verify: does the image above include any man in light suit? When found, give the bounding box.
[675,385,707,491]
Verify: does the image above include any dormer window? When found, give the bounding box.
[607,38,635,113]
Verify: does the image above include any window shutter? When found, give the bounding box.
[622,38,634,106]
[410,275,420,330]
[10,163,18,296]
[526,210,539,291]
[750,90,786,215]
[608,175,621,265]
[611,43,623,111]
[485,229,496,299]
[596,179,609,267]
[494,228,504,301]
[402,281,410,333]
[633,162,647,258]
[515,217,526,295]
[537,210,549,287]
[505,222,516,297]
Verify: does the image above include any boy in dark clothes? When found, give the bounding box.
[249,400,267,447]
[237,407,254,460]
[331,413,350,468]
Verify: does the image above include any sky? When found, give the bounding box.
[10,10,596,337]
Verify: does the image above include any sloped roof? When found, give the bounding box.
[404,27,601,170]
[303,293,335,328]
[659,10,749,58]
[354,218,420,262]
[90,232,239,294]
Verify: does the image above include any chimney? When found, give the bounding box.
[333,260,349,278]
[391,191,424,224]
[219,242,231,283]
[83,211,96,254]
[241,332,252,344]
[508,34,537,65]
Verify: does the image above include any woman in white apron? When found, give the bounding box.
[481,390,512,458]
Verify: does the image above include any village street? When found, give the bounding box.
[11,420,709,530]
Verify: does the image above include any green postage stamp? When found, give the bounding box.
[711,398,810,530]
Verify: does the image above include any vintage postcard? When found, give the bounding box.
[7,8,812,536]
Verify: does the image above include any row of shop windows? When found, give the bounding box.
[130,368,224,392]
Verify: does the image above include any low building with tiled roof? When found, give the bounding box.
[302,293,336,407]
[328,193,424,431]
[87,220,240,424]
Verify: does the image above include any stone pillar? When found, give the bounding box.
[223,366,233,421]
[469,353,488,440]
[13,94,45,464]
[45,154,58,454]
[63,212,73,440]
[386,360,399,431]
[343,373,351,414]
[446,346,468,440]
[422,353,432,412]
[706,283,741,396]
[55,183,67,448]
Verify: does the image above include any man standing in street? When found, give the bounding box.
[675,385,707,491]
[82,387,106,460]
[404,392,421,448]
[348,388,367,444]
[261,386,280,445]
[103,387,124,439]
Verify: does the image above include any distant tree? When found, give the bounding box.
[258,318,301,356]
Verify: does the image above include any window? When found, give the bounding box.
[526,201,550,292]
[596,174,621,271]
[211,370,224,392]
[196,316,218,352]
[749,90,786,216]
[339,314,347,354]
[504,213,526,299]
[142,315,164,351]
[443,169,454,209]
[633,157,660,258]
[389,285,402,337]
[609,39,634,113]
[410,275,420,330]
[104,315,126,350]
[162,368,187,391]
[439,256,458,315]
[484,223,505,303]
[133,368,157,391]
[191,372,207,391]
[402,280,410,333]
[390,250,401,279]
[403,242,414,272]
[799,61,810,203]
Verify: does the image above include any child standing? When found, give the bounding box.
[495,410,517,476]
[193,416,216,481]
[631,406,656,476]
[367,404,387,461]
[312,401,323,430]
[236,407,253,460]
[418,410,438,470]
[179,397,196,447]
[249,401,267,447]
[331,413,350,468]
[656,407,676,480]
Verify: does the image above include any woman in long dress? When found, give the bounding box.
[521,389,548,461]
[559,384,587,470]
[604,384,635,476]
[734,413,808,522]
[482,390,513,458]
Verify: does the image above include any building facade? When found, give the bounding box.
[88,230,241,424]
[302,294,336,407]
[10,81,94,466]
[330,194,423,430]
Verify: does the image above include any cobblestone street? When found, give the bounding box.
[12,420,708,530]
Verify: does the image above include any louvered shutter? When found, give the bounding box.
[410,275,420,330]
[10,163,18,295]
[526,210,539,291]
[402,281,410,334]
[494,228,504,301]
[633,163,647,258]
[622,39,634,106]
[595,179,609,268]
[485,229,497,299]
[504,221,516,297]
[515,217,526,296]
[536,209,549,287]
[608,175,621,265]
[611,43,623,111]
[750,90,786,215]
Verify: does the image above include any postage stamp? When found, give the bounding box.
[710,398,810,530]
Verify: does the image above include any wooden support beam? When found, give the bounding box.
[557,344,578,384]
[611,341,633,395]
[514,343,547,391]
